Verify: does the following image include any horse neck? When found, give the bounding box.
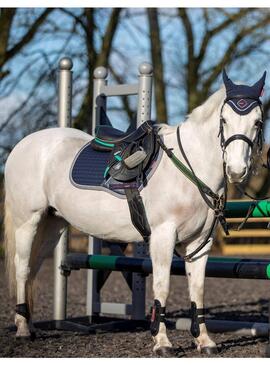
[166,108,224,192]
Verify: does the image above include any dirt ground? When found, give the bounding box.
[0,256,270,358]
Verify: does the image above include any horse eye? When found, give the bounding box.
[255,119,263,127]
[220,117,226,124]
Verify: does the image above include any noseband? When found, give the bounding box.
[219,96,264,157]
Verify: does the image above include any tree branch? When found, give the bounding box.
[178,8,199,111]
[2,8,54,67]
[96,8,122,67]
[0,8,16,79]
[178,8,194,65]
[197,8,253,64]
[201,12,270,96]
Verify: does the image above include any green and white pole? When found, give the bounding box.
[225,200,270,218]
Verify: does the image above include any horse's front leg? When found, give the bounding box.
[150,222,176,356]
[185,238,217,355]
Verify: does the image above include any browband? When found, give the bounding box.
[221,96,261,116]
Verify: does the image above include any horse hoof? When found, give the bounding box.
[30,332,36,341]
[154,346,175,357]
[201,346,218,356]
[15,332,36,342]
[15,335,31,342]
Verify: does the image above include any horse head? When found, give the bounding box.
[220,69,266,183]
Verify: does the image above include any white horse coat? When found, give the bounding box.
[4,84,263,354]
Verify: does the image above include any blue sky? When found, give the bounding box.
[1,8,270,139]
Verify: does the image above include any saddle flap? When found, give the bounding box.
[107,130,157,182]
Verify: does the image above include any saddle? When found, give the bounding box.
[90,120,159,242]
[91,121,158,183]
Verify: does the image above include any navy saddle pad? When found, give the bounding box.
[70,141,162,198]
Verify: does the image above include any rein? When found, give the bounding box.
[156,128,228,262]
[176,126,229,260]
[155,95,265,261]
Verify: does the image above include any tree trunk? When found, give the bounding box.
[147,8,167,122]
[0,8,16,80]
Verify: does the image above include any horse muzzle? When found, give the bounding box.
[226,166,248,183]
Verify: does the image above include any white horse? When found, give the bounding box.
[3,71,265,356]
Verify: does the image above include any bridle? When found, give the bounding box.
[218,96,264,162]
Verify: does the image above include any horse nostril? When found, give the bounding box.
[227,166,247,180]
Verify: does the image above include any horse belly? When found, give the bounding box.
[54,187,142,242]
[46,139,142,242]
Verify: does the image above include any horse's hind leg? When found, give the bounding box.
[185,238,217,355]
[150,223,175,356]
[14,211,43,338]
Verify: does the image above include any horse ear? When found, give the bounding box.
[222,69,235,92]
[252,71,267,97]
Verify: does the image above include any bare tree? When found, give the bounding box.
[2,7,270,202]
[0,7,123,163]
[170,8,270,199]
[178,8,270,113]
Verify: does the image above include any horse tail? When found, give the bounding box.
[3,185,17,298]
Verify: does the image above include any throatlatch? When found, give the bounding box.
[15,303,30,321]
[150,299,166,336]
[190,301,205,338]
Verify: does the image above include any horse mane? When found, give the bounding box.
[187,86,226,124]
[157,85,226,135]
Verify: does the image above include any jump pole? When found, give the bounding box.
[63,254,270,280]
[61,253,270,338]
[175,318,269,338]
[225,200,270,218]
